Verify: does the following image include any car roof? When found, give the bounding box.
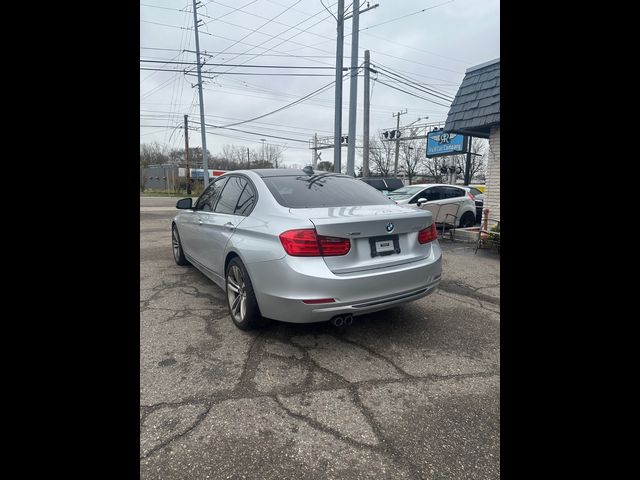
[244,168,347,178]
[400,183,465,188]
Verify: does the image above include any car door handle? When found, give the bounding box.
[198,220,203,225]
[224,222,235,231]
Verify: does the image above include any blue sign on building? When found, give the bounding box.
[426,131,467,157]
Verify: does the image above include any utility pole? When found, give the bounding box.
[247,147,250,169]
[261,139,266,165]
[345,3,359,177]
[312,133,319,168]
[191,0,209,187]
[464,135,473,185]
[393,109,408,176]
[363,50,370,178]
[333,0,345,174]
[184,115,191,194]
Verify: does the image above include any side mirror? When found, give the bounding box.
[416,197,428,207]
[176,198,193,209]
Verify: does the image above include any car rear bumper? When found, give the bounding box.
[247,242,442,323]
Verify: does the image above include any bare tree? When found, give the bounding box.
[263,143,285,168]
[453,137,487,183]
[399,138,426,185]
[368,134,395,176]
[422,155,448,183]
[140,142,170,167]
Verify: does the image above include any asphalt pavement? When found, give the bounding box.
[140,196,500,479]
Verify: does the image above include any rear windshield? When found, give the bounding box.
[263,174,394,208]
[361,178,386,190]
[384,178,404,191]
[387,185,425,200]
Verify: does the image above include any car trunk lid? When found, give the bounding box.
[288,204,434,274]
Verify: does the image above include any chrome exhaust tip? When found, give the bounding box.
[343,314,353,326]
[331,316,344,327]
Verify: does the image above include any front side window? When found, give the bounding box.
[416,187,441,202]
[195,177,228,211]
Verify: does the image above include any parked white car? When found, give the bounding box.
[387,184,477,227]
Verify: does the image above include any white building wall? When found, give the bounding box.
[482,126,500,224]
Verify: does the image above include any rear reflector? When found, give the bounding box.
[418,223,438,244]
[279,229,350,256]
[302,298,336,304]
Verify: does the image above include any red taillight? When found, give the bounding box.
[418,223,438,244]
[318,235,351,256]
[279,229,350,256]
[467,192,475,201]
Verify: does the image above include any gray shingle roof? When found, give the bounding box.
[444,59,500,138]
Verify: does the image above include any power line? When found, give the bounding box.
[142,22,338,68]
[372,61,457,97]
[202,0,304,64]
[373,65,455,102]
[140,59,338,69]
[360,31,473,66]
[141,67,338,77]
[202,1,339,80]
[376,71,453,103]
[374,79,451,108]
[208,75,346,128]
[203,123,308,143]
[360,0,456,32]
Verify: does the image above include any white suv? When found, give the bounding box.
[387,184,477,227]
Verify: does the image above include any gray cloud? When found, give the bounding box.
[140,0,499,168]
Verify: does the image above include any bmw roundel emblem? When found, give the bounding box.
[386,222,394,233]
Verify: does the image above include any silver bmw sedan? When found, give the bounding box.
[171,169,442,330]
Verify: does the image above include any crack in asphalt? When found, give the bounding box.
[437,280,500,306]
[331,335,415,379]
[140,232,501,471]
[139,371,499,461]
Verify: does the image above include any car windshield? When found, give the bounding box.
[263,173,393,208]
[386,185,425,200]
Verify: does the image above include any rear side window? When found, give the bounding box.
[422,187,442,202]
[215,176,247,215]
[235,180,257,216]
[443,187,465,198]
[263,174,393,208]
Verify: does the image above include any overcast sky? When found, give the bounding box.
[140,0,499,169]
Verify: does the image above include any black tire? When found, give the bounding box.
[459,211,475,228]
[225,257,269,330]
[171,225,189,266]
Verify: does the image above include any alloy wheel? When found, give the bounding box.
[172,229,180,261]
[227,265,247,322]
